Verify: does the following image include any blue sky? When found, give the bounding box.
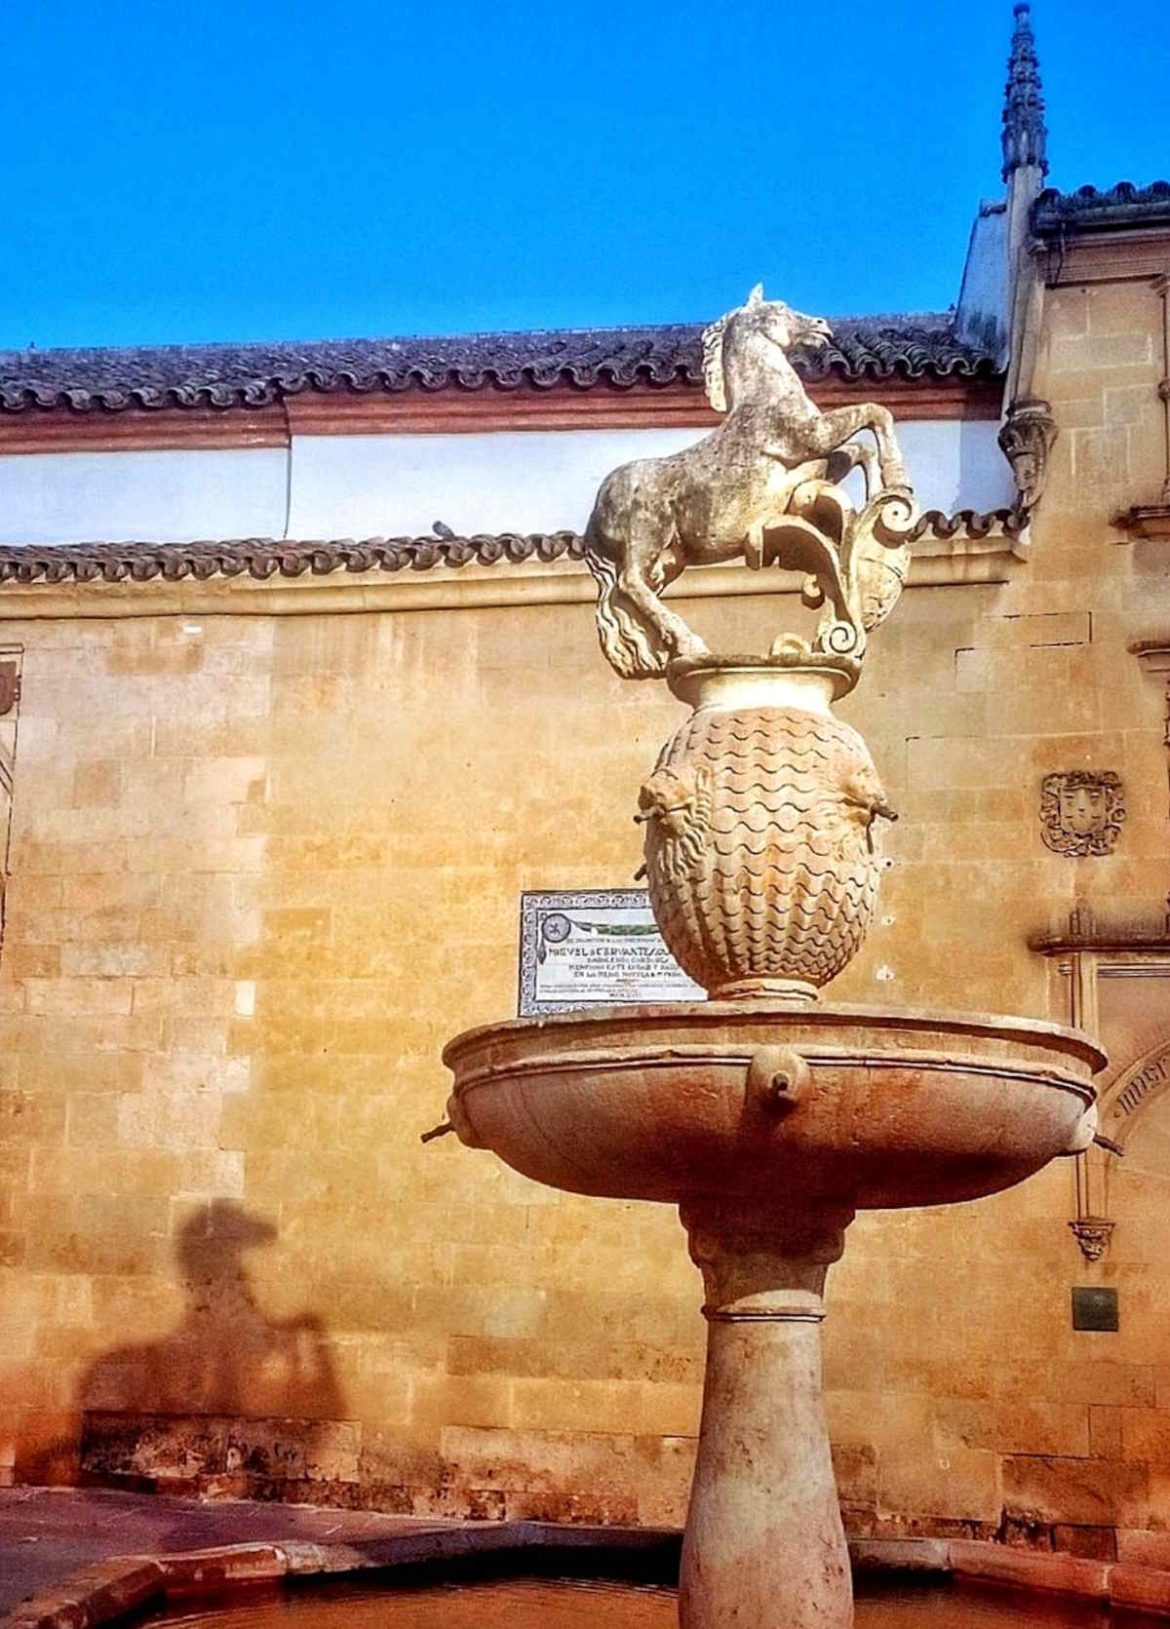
[3,0,1167,349]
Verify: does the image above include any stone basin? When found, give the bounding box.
[442,1001,1104,1214]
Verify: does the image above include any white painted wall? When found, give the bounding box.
[289,420,1014,538]
[898,420,1015,514]
[0,448,289,546]
[0,420,1014,546]
[286,428,703,539]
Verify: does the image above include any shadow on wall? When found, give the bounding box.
[31,1201,351,1499]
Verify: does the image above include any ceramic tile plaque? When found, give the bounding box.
[518,888,703,1016]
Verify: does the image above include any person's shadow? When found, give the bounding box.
[74,1200,344,1486]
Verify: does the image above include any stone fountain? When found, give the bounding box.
[439,288,1104,1629]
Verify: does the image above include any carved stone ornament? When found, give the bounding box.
[583,284,917,690]
[440,276,1111,1629]
[998,397,1058,511]
[639,703,895,1002]
[580,286,921,1002]
[1040,771,1125,857]
[1068,1217,1114,1263]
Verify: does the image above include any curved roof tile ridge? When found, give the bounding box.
[0,314,1000,414]
[0,515,1026,586]
[1033,179,1170,231]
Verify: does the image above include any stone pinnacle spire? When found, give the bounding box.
[1002,2,1049,181]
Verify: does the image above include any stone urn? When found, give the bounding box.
[637,663,894,1003]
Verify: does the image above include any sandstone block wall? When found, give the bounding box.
[1,268,1169,1553]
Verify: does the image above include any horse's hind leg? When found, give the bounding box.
[618,531,708,669]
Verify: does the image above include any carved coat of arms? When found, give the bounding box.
[1040,771,1125,857]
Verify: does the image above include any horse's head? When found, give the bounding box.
[702,285,833,412]
[741,285,834,354]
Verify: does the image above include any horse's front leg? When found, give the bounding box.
[825,440,880,502]
[864,404,909,490]
[859,442,881,499]
[814,405,909,492]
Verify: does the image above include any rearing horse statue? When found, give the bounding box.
[583,285,911,679]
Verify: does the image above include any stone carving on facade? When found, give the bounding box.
[1068,1217,1115,1263]
[583,284,917,685]
[1040,770,1125,857]
[1001,2,1048,181]
[0,660,21,717]
[998,396,1058,511]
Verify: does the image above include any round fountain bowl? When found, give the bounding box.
[443,1002,1104,1212]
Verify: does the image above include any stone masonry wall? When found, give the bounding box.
[1,268,1169,1557]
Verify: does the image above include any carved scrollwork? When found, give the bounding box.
[751,480,916,675]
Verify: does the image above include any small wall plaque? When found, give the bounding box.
[1071,1285,1119,1332]
[519,889,702,1016]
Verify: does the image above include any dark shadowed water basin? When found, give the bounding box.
[149,1575,1167,1627]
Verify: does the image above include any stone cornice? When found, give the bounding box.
[1030,929,1170,957]
[1116,504,1170,541]
[1034,227,1170,286]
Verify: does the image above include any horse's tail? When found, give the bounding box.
[583,526,665,679]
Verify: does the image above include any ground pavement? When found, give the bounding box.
[0,1487,447,1618]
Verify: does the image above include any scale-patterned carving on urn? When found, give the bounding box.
[585,284,915,1002]
[638,692,895,1001]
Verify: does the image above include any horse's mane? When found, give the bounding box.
[701,316,728,414]
[701,286,774,414]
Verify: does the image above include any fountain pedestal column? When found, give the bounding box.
[679,1203,855,1629]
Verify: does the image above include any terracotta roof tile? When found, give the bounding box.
[0,514,1026,586]
[0,315,999,414]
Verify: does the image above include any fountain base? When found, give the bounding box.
[443,1001,1103,1629]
